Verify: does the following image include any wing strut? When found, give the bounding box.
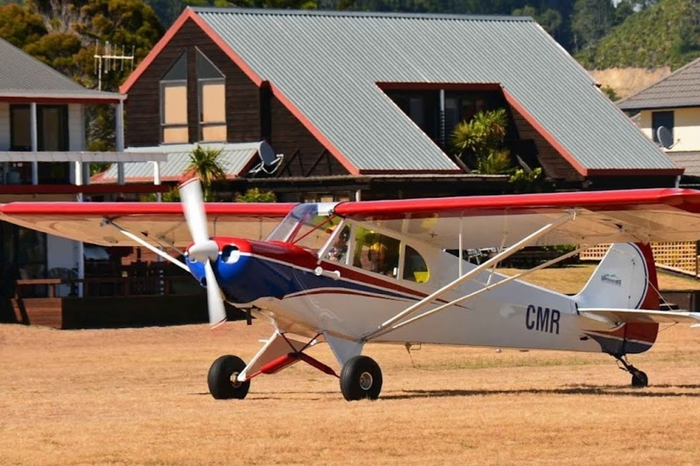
[102,219,191,273]
[367,244,589,340]
[362,212,575,342]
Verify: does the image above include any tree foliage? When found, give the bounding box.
[185,145,227,201]
[571,0,616,52]
[1,0,163,87]
[451,108,512,175]
[0,4,46,49]
[19,0,165,89]
[576,0,700,70]
[512,5,563,44]
[235,188,277,202]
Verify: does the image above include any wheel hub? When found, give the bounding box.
[359,371,373,390]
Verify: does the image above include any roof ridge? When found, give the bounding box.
[189,6,534,23]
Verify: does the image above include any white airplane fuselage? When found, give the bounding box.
[187,238,656,356]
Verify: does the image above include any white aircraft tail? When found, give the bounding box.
[574,243,660,311]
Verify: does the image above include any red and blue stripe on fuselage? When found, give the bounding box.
[185,238,426,305]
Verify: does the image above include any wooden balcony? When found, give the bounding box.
[7,274,226,329]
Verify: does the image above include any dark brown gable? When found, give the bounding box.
[509,106,583,183]
[124,18,261,147]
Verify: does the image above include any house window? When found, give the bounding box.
[444,93,490,135]
[651,111,674,146]
[9,104,69,183]
[385,89,502,150]
[38,106,68,151]
[160,52,188,144]
[197,49,226,142]
[10,105,31,150]
[386,91,438,142]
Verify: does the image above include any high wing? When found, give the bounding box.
[0,202,296,248]
[333,188,700,249]
[5,188,700,250]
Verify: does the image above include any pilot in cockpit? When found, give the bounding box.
[326,226,350,263]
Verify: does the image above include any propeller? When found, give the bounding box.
[180,178,227,327]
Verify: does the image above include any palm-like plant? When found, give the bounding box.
[185,145,227,201]
[451,108,511,175]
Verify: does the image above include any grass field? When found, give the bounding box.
[3,265,700,465]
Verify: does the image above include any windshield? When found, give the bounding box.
[267,204,335,252]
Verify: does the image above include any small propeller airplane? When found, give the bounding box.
[4,180,700,401]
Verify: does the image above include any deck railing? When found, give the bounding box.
[14,275,201,299]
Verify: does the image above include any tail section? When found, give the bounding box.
[575,243,660,311]
[575,243,660,355]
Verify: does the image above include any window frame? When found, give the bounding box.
[196,49,226,142]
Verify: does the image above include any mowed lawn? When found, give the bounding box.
[2,265,700,465]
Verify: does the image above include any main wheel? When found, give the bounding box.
[631,370,648,388]
[207,355,250,400]
[340,355,383,401]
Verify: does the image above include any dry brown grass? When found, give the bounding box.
[3,318,700,465]
[3,266,700,465]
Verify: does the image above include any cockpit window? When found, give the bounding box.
[353,227,400,278]
[324,225,351,264]
[266,204,333,251]
[403,245,429,283]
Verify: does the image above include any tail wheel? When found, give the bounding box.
[207,355,250,400]
[340,355,383,401]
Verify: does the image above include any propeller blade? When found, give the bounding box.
[180,178,209,245]
[205,260,227,327]
[180,178,226,328]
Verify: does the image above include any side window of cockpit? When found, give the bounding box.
[353,227,400,278]
[324,226,350,264]
[403,246,429,283]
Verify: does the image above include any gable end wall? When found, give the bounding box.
[271,96,348,177]
[124,19,261,147]
[510,107,583,182]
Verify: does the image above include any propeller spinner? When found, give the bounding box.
[180,178,227,327]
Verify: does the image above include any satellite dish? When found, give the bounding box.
[657,126,674,149]
[258,141,278,165]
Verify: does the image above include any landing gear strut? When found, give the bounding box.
[613,354,648,388]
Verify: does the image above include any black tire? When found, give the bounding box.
[340,355,383,401]
[207,355,250,400]
[631,370,648,388]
